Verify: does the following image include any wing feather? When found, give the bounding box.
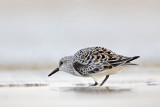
[73,47,139,76]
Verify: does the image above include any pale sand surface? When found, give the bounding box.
[0,67,160,107]
[0,85,160,107]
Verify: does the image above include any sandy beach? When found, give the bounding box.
[0,85,160,107]
[0,66,160,107]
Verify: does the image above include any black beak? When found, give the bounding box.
[48,68,59,77]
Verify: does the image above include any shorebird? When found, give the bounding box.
[48,47,139,86]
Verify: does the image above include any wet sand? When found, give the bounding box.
[0,67,160,107]
[0,85,160,107]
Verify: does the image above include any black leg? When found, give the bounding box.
[100,75,109,86]
[90,81,98,86]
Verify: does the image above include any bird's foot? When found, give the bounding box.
[90,82,98,86]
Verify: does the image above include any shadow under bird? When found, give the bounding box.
[48,47,140,86]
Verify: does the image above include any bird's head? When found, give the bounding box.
[48,56,73,77]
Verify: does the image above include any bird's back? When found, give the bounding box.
[72,47,139,76]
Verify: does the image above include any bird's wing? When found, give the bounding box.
[73,47,139,76]
[72,47,115,76]
[107,55,140,67]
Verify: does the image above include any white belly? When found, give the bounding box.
[90,66,125,81]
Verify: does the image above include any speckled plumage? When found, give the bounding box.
[48,46,140,86]
[73,47,127,76]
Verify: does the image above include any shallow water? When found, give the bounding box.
[0,67,160,107]
[0,85,160,107]
[0,67,159,87]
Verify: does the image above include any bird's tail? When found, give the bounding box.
[125,56,140,65]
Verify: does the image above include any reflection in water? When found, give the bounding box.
[51,86,131,94]
[146,81,160,86]
[0,83,48,87]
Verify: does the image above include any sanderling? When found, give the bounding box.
[48,47,140,86]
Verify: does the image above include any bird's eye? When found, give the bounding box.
[60,61,63,66]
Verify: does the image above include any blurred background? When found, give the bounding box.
[0,0,160,107]
[0,0,160,66]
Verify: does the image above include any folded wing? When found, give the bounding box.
[73,47,139,76]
